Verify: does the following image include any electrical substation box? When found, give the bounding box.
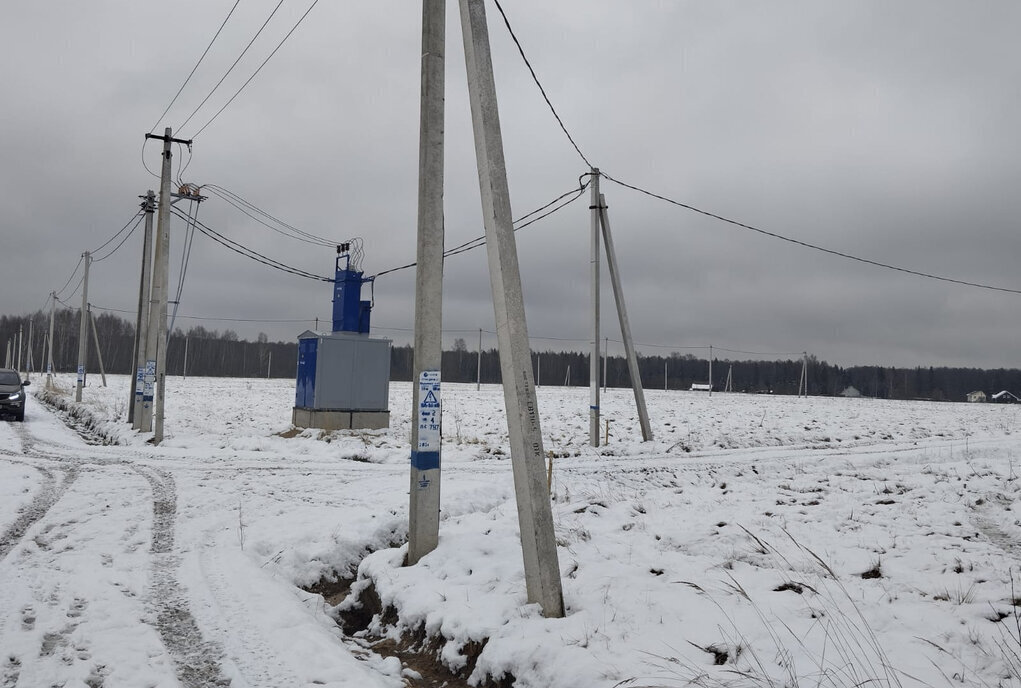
[292,244,391,431]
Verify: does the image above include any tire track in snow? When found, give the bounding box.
[0,463,77,562]
[194,529,305,687]
[134,465,232,687]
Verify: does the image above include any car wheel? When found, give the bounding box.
[16,410,25,422]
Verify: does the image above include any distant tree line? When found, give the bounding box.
[2,310,1019,402]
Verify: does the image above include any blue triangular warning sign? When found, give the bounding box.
[422,390,440,407]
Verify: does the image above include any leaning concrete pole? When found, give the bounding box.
[589,170,601,446]
[75,252,91,402]
[131,191,155,427]
[88,306,107,387]
[408,0,446,566]
[598,194,652,441]
[459,0,564,617]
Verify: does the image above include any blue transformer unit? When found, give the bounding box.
[293,245,391,431]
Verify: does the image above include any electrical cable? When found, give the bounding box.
[600,172,1021,296]
[93,214,145,263]
[493,0,1019,298]
[54,255,84,299]
[188,0,321,139]
[63,273,86,304]
[89,210,144,256]
[371,180,589,279]
[169,198,202,334]
[149,0,242,134]
[204,184,342,247]
[141,138,160,180]
[491,0,593,169]
[177,0,287,135]
[170,207,333,282]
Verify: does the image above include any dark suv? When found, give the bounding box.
[0,368,29,422]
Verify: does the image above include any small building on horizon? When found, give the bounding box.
[967,390,987,403]
[690,383,712,392]
[991,390,1020,404]
[840,386,862,398]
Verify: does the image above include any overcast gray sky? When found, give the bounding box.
[2,1,1020,369]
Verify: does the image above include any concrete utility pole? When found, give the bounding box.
[708,344,713,397]
[603,336,608,393]
[460,0,564,617]
[799,352,808,397]
[26,320,34,378]
[143,128,189,443]
[598,194,652,440]
[725,364,733,393]
[183,337,189,379]
[476,328,482,391]
[130,191,155,426]
[75,251,91,402]
[408,0,446,566]
[589,169,601,447]
[664,360,668,391]
[266,350,271,378]
[16,326,23,375]
[88,306,107,387]
[46,291,55,386]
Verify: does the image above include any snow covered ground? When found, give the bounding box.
[3,373,1021,687]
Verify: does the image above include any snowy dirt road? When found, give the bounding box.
[0,394,405,688]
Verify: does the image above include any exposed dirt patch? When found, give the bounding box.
[275,427,303,439]
[326,579,513,688]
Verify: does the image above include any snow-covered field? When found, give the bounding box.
[3,373,1021,687]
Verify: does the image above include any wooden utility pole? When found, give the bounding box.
[408,0,446,566]
[476,328,482,391]
[589,169,601,447]
[460,0,564,617]
[130,191,155,427]
[143,128,190,443]
[75,251,91,402]
[799,352,808,397]
[598,194,652,440]
[725,364,733,393]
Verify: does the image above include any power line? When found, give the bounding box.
[89,211,144,256]
[491,0,592,169]
[601,172,1021,296]
[371,180,589,279]
[170,207,333,282]
[93,214,145,263]
[54,255,84,299]
[189,0,321,139]
[177,0,287,135]
[204,184,342,246]
[149,0,242,134]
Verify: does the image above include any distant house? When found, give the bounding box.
[840,386,861,398]
[967,391,987,403]
[992,391,1020,404]
[690,383,712,392]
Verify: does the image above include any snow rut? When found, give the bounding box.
[135,465,231,687]
[0,463,78,562]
